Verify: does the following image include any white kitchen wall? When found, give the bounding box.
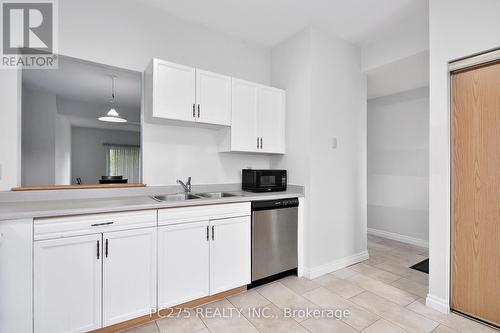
[368,87,429,245]
[54,114,72,185]
[428,0,500,313]
[21,88,57,186]
[270,28,313,269]
[0,0,272,190]
[271,27,367,277]
[0,71,21,190]
[308,28,367,271]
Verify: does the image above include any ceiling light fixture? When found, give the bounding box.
[98,75,127,123]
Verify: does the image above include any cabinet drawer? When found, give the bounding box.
[34,210,157,240]
[158,202,250,226]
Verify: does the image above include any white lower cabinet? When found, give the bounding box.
[102,228,157,326]
[158,221,210,308]
[33,210,157,333]
[33,204,251,332]
[34,234,102,333]
[157,216,251,309]
[210,216,251,294]
[157,203,251,310]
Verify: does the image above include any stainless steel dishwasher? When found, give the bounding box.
[251,198,298,282]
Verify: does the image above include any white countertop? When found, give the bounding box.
[0,185,304,221]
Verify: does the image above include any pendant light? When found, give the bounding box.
[98,76,127,123]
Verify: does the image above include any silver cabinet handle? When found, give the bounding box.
[198,104,200,118]
[257,137,259,149]
[212,226,215,240]
[97,240,100,259]
[260,137,263,149]
[91,222,114,227]
[192,104,196,118]
[206,226,209,241]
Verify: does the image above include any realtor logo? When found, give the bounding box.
[1,0,58,68]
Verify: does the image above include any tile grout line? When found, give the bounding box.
[224,294,269,333]
[349,292,438,333]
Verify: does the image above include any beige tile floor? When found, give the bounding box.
[121,235,498,333]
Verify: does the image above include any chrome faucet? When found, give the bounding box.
[177,177,192,193]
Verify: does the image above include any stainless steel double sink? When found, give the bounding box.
[151,192,240,202]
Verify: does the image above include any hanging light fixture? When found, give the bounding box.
[98,75,127,123]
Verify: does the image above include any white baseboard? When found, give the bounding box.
[368,228,429,248]
[303,251,369,279]
[426,294,450,314]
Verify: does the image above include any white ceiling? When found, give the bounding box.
[22,55,142,109]
[367,51,429,99]
[141,0,428,47]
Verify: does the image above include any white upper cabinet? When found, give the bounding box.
[258,86,286,154]
[196,69,232,125]
[145,59,231,126]
[229,79,259,152]
[145,58,286,154]
[152,59,196,122]
[221,79,286,154]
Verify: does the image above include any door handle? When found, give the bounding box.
[91,222,114,227]
[105,239,109,258]
[192,104,196,118]
[257,137,259,149]
[198,104,200,118]
[206,226,209,241]
[260,137,263,149]
[212,226,215,240]
[97,240,100,259]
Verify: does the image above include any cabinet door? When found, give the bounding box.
[258,86,286,153]
[196,69,231,126]
[34,234,102,333]
[210,216,251,294]
[158,221,210,309]
[102,228,157,326]
[231,79,259,152]
[154,59,196,121]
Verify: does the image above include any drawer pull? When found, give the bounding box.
[90,222,114,227]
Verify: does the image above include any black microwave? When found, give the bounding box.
[242,169,287,192]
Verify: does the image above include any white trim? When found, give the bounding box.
[448,48,500,72]
[297,197,305,278]
[303,251,369,279]
[426,294,450,314]
[368,228,428,249]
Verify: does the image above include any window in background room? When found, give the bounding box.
[105,144,141,184]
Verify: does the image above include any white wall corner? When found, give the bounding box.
[303,251,369,280]
[367,228,429,249]
[426,294,450,314]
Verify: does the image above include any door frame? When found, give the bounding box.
[448,48,500,328]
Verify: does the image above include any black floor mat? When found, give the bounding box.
[410,258,429,274]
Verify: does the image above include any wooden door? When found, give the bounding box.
[158,221,210,309]
[258,86,286,154]
[34,234,102,333]
[154,59,196,122]
[196,69,231,126]
[452,61,500,326]
[209,216,251,294]
[102,228,157,326]
[231,78,259,152]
